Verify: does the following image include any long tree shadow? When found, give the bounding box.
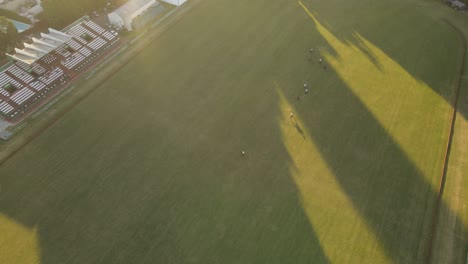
[0,0,464,263]
[271,1,465,263]
[277,77,461,263]
[0,132,331,264]
[304,0,467,118]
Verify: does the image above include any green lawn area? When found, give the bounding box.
[0,0,465,263]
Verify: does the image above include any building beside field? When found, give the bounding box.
[0,16,120,120]
[446,0,467,10]
[22,0,44,19]
[162,0,189,5]
[108,0,167,31]
[7,28,72,64]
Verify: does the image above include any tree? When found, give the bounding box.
[0,16,19,56]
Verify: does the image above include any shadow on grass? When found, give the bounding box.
[278,75,461,263]
[0,0,464,263]
[293,120,307,140]
[0,2,333,260]
[304,0,466,118]
[297,1,466,263]
[274,1,465,262]
[0,123,331,263]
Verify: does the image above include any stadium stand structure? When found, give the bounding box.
[0,16,120,120]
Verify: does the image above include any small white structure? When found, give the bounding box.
[21,0,43,19]
[161,0,188,5]
[108,0,158,31]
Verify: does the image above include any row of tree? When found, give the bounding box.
[42,0,127,29]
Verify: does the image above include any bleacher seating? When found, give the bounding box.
[29,81,46,91]
[79,46,92,57]
[38,67,64,85]
[41,53,58,65]
[16,61,31,71]
[102,31,116,41]
[0,73,23,93]
[31,63,46,75]
[56,47,72,58]
[62,53,85,69]
[7,65,34,84]
[0,101,14,115]
[88,37,107,51]
[67,39,83,51]
[67,24,97,44]
[0,17,121,120]
[0,88,9,97]
[10,88,35,105]
[84,20,105,34]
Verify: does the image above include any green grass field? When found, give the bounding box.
[0,0,466,263]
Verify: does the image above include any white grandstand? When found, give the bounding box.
[7,29,72,65]
[0,16,120,120]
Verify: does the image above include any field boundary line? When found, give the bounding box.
[425,18,467,264]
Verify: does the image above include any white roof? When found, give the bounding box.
[452,0,466,8]
[7,28,72,65]
[27,4,44,16]
[114,0,156,18]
